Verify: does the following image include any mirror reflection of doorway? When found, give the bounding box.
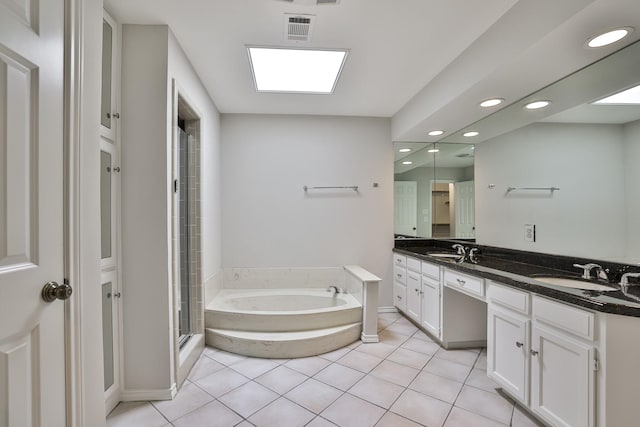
[431,182,451,237]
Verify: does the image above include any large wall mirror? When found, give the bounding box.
[404,39,640,264]
[394,142,475,239]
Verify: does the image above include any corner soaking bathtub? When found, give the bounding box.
[204,288,363,358]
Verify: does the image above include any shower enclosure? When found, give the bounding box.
[177,125,192,347]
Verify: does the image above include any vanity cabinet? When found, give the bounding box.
[487,281,595,427]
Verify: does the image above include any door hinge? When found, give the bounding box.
[64,278,69,286]
[593,358,599,371]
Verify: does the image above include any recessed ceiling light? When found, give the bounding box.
[428,130,444,136]
[587,27,633,48]
[247,46,348,93]
[463,131,479,137]
[398,148,412,153]
[593,83,640,105]
[402,161,413,165]
[428,149,440,153]
[524,100,551,110]
[480,98,504,108]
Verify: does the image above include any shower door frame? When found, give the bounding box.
[171,80,204,389]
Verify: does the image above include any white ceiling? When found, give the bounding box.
[105,0,640,141]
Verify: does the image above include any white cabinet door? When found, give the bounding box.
[0,0,67,425]
[394,282,407,312]
[406,271,421,323]
[421,275,440,338]
[531,325,594,427]
[487,308,529,403]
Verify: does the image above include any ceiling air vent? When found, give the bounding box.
[284,14,315,42]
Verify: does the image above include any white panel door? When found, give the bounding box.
[405,271,421,323]
[420,275,440,338]
[394,181,417,236]
[487,308,529,403]
[0,1,67,426]
[454,180,475,238]
[531,325,594,427]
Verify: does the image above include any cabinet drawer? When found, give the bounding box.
[393,254,407,268]
[394,282,407,312]
[444,269,485,299]
[533,296,595,341]
[421,261,440,280]
[407,256,421,273]
[393,265,407,285]
[487,281,530,315]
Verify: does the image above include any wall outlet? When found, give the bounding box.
[524,224,536,242]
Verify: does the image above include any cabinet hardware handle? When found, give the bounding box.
[397,273,402,278]
[415,288,419,292]
[515,342,523,348]
[530,349,539,356]
[456,279,466,286]
[397,295,402,300]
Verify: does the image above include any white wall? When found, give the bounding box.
[475,122,627,260]
[121,25,172,393]
[221,114,395,305]
[121,25,221,395]
[167,31,222,283]
[624,119,640,262]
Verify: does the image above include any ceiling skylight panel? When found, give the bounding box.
[247,47,348,94]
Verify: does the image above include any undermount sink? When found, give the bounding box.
[427,253,464,263]
[533,276,618,292]
[428,253,463,259]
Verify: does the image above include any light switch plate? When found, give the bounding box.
[524,224,536,242]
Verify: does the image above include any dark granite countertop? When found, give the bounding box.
[393,240,640,318]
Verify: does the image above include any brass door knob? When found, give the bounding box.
[42,281,73,302]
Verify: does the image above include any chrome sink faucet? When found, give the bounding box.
[326,285,342,294]
[452,244,466,257]
[573,263,609,281]
[620,272,640,287]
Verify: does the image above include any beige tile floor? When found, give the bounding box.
[107,313,544,427]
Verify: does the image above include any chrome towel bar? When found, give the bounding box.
[303,185,359,192]
[506,186,560,192]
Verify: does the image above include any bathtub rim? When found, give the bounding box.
[206,288,362,316]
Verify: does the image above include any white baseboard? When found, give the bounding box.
[120,384,177,402]
[378,306,398,313]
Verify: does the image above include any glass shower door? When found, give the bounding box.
[178,128,192,346]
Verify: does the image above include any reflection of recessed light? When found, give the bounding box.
[587,27,633,48]
[402,161,413,165]
[398,148,412,153]
[470,146,475,150]
[428,149,439,153]
[463,131,479,137]
[480,98,503,108]
[428,130,444,136]
[524,100,551,110]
